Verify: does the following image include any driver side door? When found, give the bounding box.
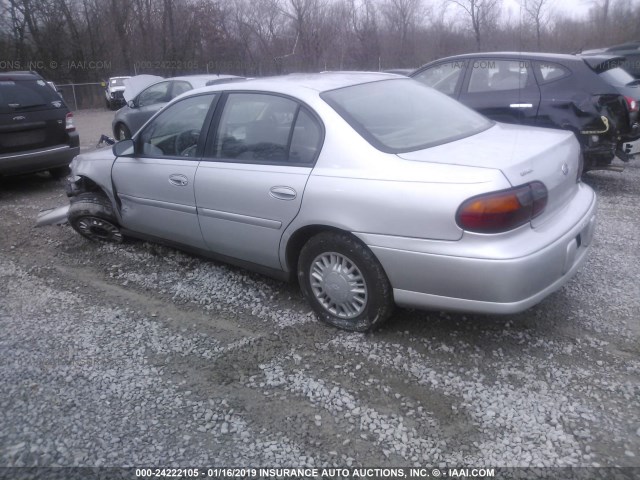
[112,93,218,249]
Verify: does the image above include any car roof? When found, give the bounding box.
[0,71,43,81]
[605,41,640,52]
[414,51,629,73]
[170,74,239,84]
[195,72,401,96]
[416,51,618,65]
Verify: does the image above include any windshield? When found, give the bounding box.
[0,79,62,113]
[321,79,492,153]
[600,67,637,86]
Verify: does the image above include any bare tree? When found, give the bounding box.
[448,0,500,51]
[346,0,381,69]
[381,0,423,65]
[524,0,551,49]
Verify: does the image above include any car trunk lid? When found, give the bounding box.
[396,122,582,227]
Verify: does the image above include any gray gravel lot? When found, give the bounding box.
[0,109,639,470]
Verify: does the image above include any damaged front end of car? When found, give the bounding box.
[35,135,120,229]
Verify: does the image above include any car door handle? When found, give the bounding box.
[169,174,189,186]
[509,103,533,108]
[269,186,297,200]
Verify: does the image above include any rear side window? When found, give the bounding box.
[209,93,321,165]
[289,109,322,164]
[322,78,492,153]
[468,60,531,92]
[0,79,62,113]
[534,62,570,83]
[413,62,465,95]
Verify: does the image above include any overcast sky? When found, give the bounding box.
[502,0,595,20]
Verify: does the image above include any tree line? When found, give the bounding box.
[0,0,639,83]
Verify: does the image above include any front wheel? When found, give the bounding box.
[298,232,394,332]
[68,192,123,243]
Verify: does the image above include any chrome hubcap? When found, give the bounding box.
[310,252,367,319]
[76,216,123,242]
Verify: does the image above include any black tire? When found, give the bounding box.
[68,192,123,243]
[298,232,394,332]
[114,123,131,140]
[49,166,70,179]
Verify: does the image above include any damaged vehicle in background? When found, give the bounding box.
[104,76,131,110]
[412,52,640,172]
[112,74,243,140]
[582,41,640,79]
[37,73,596,332]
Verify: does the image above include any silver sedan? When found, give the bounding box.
[38,73,597,331]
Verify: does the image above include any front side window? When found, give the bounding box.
[171,81,192,99]
[322,78,492,153]
[139,93,216,158]
[413,61,465,95]
[211,93,301,164]
[468,59,530,93]
[138,81,171,107]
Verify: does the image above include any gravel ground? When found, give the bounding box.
[0,109,639,470]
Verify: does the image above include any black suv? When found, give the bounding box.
[0,71,79,178]
[411,52,637,171]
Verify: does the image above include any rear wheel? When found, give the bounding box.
[114,123,131,140]
[68,192,123,243]
[298,232,394,332]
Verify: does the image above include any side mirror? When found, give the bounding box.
[112,139,135,157]
[127,99,136,109]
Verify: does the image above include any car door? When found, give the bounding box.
[458,58,541,125]
[411,60,467,98]
[111,92,218,249]
[195,92,323,270]
[128,80,173,134]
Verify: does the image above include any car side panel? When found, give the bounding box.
[112,157,206,249]
[195,162,312,269]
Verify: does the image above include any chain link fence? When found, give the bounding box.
[56,82,106,111]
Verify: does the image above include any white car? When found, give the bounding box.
[104,76,131,110]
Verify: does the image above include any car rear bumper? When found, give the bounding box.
[358,183,597,315]
[0,137,79,175]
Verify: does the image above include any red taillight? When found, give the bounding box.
[65,112,75,132]
[456,182,548,234]
[625,96,639,113]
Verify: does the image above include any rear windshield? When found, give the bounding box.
[0,79,62,113]
[599,67,638,86]
[321,79,492,153]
